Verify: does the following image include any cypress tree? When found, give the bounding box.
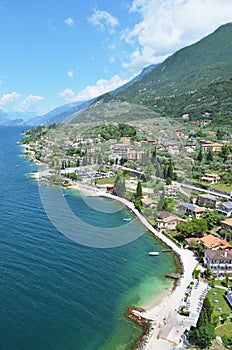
[135,181,142,200]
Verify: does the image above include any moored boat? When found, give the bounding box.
[148,252,160,256]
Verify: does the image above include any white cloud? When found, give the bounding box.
[88,8,119,31]
[64,17,74,26]
[0,92,21,108]
[0,92,44,112]
[19,95,44,111]
[67,70,74,77]
[122,0,232,70]
[59,75,129,102]
[59,88,75,101]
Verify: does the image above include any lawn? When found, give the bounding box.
[207,288,231,317]
[95,177,116,185]
[214,278,232,288]
[210,182,232,192]
[215,323,232,338]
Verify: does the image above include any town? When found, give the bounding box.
[21,117,232,349]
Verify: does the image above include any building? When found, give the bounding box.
[156,211,186,231]
[197,193,220,208]
[204,249,232,277]
[216,201,232,217]
[199,234,232,250]
[221,217,232,231]
[225,289,232,308]
[164,184,179,198]
[178,203,206,219]
[141,197,156,208]
[201,173,220,184]
[200,140,223,153]
[127,150,144,160]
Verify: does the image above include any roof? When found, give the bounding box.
[198,193,219,201]
[200,234,231,250]
[221,217,232,227]
[205,249,232,260]
[157,215,185,224]
[141,197,155,206]
[180,203,206,213]
[157,211,173,220]
[222,201,232,210]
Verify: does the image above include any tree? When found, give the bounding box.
[167,159,174,180]
[204,268,212,280]
[191,218,207,237]
[194,324,215,349]
[144,163,154,181]
[202,297,213,323]
[206,148,213,162]
[197,148,203,162]
[202,210,217,230]
[135,181,142,200]
[151,147,157,163]
[157,189,165,211]
[221,145,229,162]
[114,174,126,197]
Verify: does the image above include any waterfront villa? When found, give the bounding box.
[156,211,186,231]
[141,197,156,208]
[199,234,232,250]
[204,249,232,277]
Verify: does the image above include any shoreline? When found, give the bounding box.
[29,171,199,349]
[71,182,199,349]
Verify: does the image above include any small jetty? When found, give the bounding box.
[162,249,172,253]
[165,273,180,279]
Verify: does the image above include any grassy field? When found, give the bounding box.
[207,288,231,317]
[215,323,232,338]
[211,182,232,192]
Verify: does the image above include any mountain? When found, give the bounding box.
[114,23,232,104]
[27,99,94,126]
[27,64,159,126]
[68,23,232,125]
[111,64,159,95]
[0,118,25,126]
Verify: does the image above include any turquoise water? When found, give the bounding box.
[0,126,178,350]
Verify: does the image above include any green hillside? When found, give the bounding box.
[116,23,232,103]
[69,23,232,126]
[68,100,159,124]
[149,79,232,124]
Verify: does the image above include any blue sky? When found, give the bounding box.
[0,0,232,115]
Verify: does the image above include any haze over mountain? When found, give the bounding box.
[26,64,158,126]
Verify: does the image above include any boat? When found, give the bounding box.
[165,273,181,279]
[148,252,160,256]
[123,218,132,221]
